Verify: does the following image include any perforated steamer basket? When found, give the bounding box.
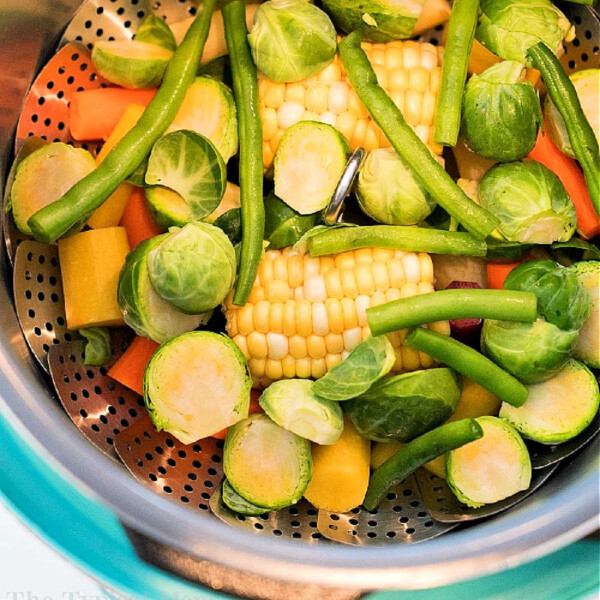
[0,1,598,598]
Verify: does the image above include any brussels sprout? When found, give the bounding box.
[446,416,531,508]
[356,148,437,225]
[274,121,351,215]
[144,331,251,444]
[500,359,599,444]
[221,479,269,516]
[312,336,396,402]
[223,414,312,510]
[92,40,173,89]
[117,235,209,343]
[204,182,241,224]
[475,0,574,64]
[567,261,600,368]
[247,0,337,83]
[481,317,578,384]
[134,14,176,51]
[344,368,461,442]
[10,143,96,235]
[167,77,238,162]
[478,160,577,244]
[259,379,343,445]
[504,260,593,331]
[546,69,600,159]
[147,222,236,315]
[321,0,426,42]
[79,328,111,366]
[264,193,319,250]
[461,61,542,162]
[145,130,227,224]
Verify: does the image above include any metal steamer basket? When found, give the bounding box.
[0,1,598,598]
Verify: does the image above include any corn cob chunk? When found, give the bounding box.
[259,40,445,170]
[223,247,450,388]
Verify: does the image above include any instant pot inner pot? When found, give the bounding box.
[0,0,598,594]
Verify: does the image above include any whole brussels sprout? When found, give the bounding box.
[248,0,337,82]
[461,61,542,162]
[147,221,236,314]
[479,160,577,244]
[481,317,579,384]
[356,148,437,225]
[504,260,593,332]
[476,0,574,64]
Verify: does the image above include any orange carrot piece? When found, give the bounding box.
[69,87,156,141]
[108,336,160,396]
[212,390,263,440]
[120,187,164,249]
[529,125,600,239]
[487,255,535,290]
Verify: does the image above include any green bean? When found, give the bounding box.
[433,0,479,146]
[404,327,528,407]
[338,31,499,240]
[307,225,487,257]
[27,0,219,243]
[363,419,483,510]
[527,42,600,215]
[367,289,537,336]
[223,1,265,306]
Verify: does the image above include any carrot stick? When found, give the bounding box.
[528,125,600,239]
[108,336,160,395]
[487,255,534,290]
[119,187,164,249]
[212,390,263,440]
[69,87,156,141]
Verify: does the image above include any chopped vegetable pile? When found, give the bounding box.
[7,0,599,524]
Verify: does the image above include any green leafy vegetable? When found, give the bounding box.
[80,328,112,366]
[264,193,319,250]
[344,368,462,442]
[479,160,577,244]
[248,0,337,82]
[461,61,542,161]
[312,336,396,402]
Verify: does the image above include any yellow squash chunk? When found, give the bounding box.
[59,227,130,330]
[371,378,501,479]
[304,418,370,513]
[87,104,146,229]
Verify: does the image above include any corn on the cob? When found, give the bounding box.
[223,247,450,388]
[259,40,444,170]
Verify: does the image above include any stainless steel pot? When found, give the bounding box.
[0,2,598,598]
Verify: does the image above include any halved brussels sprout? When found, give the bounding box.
[274,121,351,215]
[145,130,227,223]
[356,148,437,225]
[248,0,337,82]
[567,261,600,368]
[147,222,236,315]
[322,0,426,42]
[312,336,396,402]
[479,160,577,244]
[461,61,542,162]
[167,77,238,162]
[504,259,592,332]
[546,69,600,159]
[10,143,96,235]
[221,479,269,516]
[475,0,574,64]
[259,379,343,445]
[446,416,531,507]
[481,317,579,384]
[223,414,312,510]
[80,328,111,366]
[92,40,173,89]
[117,235,209,343]
[344,368,462,442]
[500,359,599,444]
[144,331,251,444]
[134,14,176,51]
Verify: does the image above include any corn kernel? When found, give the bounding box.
[324,332,344,354]
[285,82,305,105]
[288,254,304,289]
[278,102,304,130]
[400,282,420,298]
[341,296,358,329]
[336,111,357,141]
[289,334,308,358]
[265,359,283,381]
[325,269,344,299]
[304,274,327,303]
[226,312,238,337]
[304,256,321,280]
[402,253,421,283]
[264,81,285,109]
[249,357,266,377]
[305,83,329,114]
[233,334,249,360]
[283,299,296,337]
[273,254,289,282]
[247,331,268,359]
[328,81,349,115]
[269,302,284,333]
[419,253,434,284]
[312,302,329,336]
[355,294,371,327]
[361,325,371,340]
[372,261,390,291]
[311,358,327,379]
[325,297,344,333]
[334,251,355,270]
[325,353,343,370]
[296,299,312,337]
[388,258,406,289]
[237,304,255,336]
[356,263,375,295]
[296,357,312,378]
[265,279,291,303]
[401,345,421,371]
[340,267,359,299]
[267,332,288,360]
[282,354,296,379]
[343,326,362,352]
[254,300,271,334]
